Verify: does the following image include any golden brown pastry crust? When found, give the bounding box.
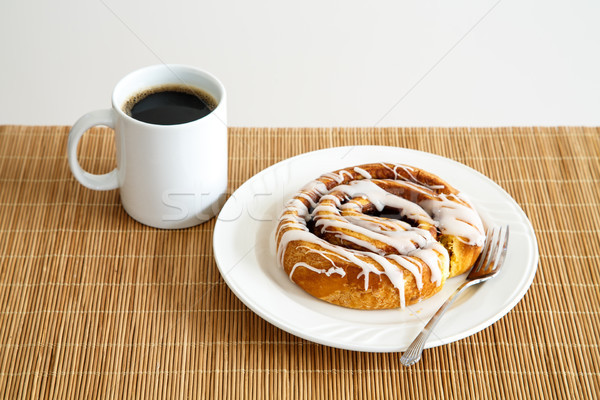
[276,163,485,310]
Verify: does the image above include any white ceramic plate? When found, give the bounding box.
[213,146,538,352]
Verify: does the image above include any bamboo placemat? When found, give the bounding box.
[0,125,599,399]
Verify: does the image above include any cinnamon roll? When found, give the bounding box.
[276,163,486,310]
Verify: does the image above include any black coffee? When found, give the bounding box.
[123,84,217,125]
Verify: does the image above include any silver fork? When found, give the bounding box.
[400,225,510,367]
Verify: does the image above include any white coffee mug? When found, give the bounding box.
[68,64,227,229]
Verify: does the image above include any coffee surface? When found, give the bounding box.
[124,84,217,125]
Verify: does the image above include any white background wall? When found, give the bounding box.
[1,0,599,127]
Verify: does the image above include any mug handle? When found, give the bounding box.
[67,109,119,190]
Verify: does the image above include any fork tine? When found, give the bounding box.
[493,225,510,272]
[473,226,498,274]
[472,226,495,273]
[483,225,509,275]
[481,227,501,274]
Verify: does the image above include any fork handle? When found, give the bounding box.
[400,280,477,366]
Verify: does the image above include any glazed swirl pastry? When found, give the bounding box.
[276,163,486,309]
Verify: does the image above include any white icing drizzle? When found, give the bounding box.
[300,180,328,195]
[406,242,448,286]
[290,262,346,278]
[296,192,317,208]
[278,229,393,292]
[362,253,406,308]
[276,163,485,307]
[381,162,447,191]
[285,198,308,215]
[334,233,383,254]
[316,216,431,255]
[342,213,411,233]
[380,162,401,179]
[388,255,424,290]
[321,170,353,183]
[420,193,486,246]
[333,180,434,223]
[353,166,372,179]
[296,245,341,268]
